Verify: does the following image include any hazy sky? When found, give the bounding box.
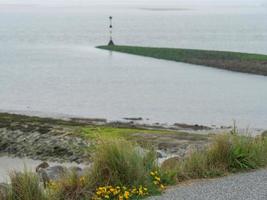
[0,0,265,6]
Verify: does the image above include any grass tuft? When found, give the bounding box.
[48,171,92,200]
[7,170,47,200]
[3,132,267,200]
[89,138,157,188]
[172,133,267,181]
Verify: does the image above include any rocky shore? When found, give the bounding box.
[1,112,266,164]
[0,113,92,163]
[0,127,91,163]
[0,113,213,199]
[1,112,267,200]
[0,113,214,164]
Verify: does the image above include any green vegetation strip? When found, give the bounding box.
[0,112,207,141]
[3,134,267,200]
[97,45,267,76]
[2,113,267,200]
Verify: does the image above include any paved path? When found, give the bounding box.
[147,169,267,200]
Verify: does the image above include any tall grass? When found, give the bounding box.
[4,133,267,200]
[49,138,159,200]
[7,170,47,200]
[174,134,267,181]
[89,138,157,188]
[48,171,92,200]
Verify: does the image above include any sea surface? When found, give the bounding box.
[0,0,267,128]
[0,156,84,182]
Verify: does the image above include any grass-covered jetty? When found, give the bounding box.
[98,45,267,76]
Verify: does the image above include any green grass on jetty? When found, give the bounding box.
[97,45,267,76]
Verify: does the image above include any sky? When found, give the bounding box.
[0,0,265,6]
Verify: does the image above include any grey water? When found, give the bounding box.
[0,0,267,128]
[0,156,85,182]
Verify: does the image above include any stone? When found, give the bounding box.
[43,165,66,181]
[0,119,91,163]
[156,150,167,158]
[158,142,177,151]
[36,161,49,172]
[69,166,84,177]
[177,148,186,157]
[37,168,50,188]
[161,156,181,170]
[123,117,143,121]
[173,123,211,130]
[70,156,79,162]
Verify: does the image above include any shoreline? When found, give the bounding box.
[0,111,215,131]
[1,112,266,200]
[0,112,213,164]
[1,110,265,133]
[0,112,265,164]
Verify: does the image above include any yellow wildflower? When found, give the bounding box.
[124,191,130,199]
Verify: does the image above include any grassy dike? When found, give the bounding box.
[97,45,267,76]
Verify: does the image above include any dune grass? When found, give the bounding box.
[7,170,47,200]
[3,133,267,200]
[89,138,157,187]
[169,133,267,181]
[49,138,164,200]
[97,45,267,76]
[4,138,163,200]
[48,171,93,200]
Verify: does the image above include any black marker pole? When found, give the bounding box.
[108,16,114,46]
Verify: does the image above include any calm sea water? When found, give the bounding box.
[0,156,84,182]
[0,1,267,128]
